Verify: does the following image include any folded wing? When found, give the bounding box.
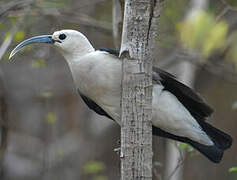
[152,67,213,121]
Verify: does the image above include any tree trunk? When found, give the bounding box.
[120,0,161,179]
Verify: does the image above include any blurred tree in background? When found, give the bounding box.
[0,0,237,180]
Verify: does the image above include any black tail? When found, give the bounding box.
[152,124,232,163]
[198,121,232,150]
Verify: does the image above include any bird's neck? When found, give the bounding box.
[62,43,95,87]
[63,45,95,63]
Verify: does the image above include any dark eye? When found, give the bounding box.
[59,34,66,40]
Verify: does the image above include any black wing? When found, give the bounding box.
[78,89,114,120]
[152,67,213,121]
[98,48,119,56]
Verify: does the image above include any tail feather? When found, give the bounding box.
[187,139,223,163]
[152,126,232,163]
[198,121,232,150]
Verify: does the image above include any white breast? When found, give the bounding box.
[69,51,122,122]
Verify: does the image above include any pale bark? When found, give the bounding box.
[120,0,161,179]
[164,1,208,180]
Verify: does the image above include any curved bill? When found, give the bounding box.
[9,35,55,59]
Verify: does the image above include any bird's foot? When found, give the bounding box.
[114,140,124,158]
[114,147,124,158]
[114,139,124,158]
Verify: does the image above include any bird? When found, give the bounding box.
[10,29,232,163]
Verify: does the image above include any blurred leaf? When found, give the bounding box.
[177,143,194,152]
[232,101,237,110]
[229,167,237,173]
[83,161,106,174]
[94,175,108,180]
[31,59,46,68]
[177,11,214,50]
[14,31,25,42]
[177,11,229,59]
[40,92,52,99]
[202,21,228,57]
[46,112,57,124]
[186,145,194,152]
[177,143,188,150]
[158,0,189,46]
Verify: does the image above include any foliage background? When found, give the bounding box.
[0,0,237,179]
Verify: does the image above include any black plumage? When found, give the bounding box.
[78,89,113,120]
[99,48,120,56]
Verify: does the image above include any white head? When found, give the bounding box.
[10,29,95,60]
[52,30,95,58]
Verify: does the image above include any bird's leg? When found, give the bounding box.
[113,139,120,154]
[113,139,124,158]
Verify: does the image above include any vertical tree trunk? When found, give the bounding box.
[120,0,161,179]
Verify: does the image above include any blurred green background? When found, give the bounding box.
[0,0,237,180]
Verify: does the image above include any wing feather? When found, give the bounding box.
[152,67,213,121]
